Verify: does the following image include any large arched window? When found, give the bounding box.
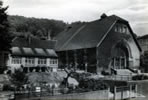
[111,41,130,69]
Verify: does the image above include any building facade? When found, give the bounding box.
[137,35,148,54]
[7,37,58,73]
[55,14,141,74]
[137,35,148,72]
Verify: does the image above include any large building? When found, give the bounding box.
[7,37,58,73]
[137,35,148,72]
[137,35,148,54]
[55,14,141,74]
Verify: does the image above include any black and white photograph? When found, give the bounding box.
[0,0,148,100]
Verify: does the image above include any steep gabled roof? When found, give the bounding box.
[55,14,141,51]
[55,23,86,50]
[137,34,148,40]
[55,15,122,51]
[55,16,116,51]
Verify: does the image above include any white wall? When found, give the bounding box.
[127,38,140,68]
[8,56,58,73]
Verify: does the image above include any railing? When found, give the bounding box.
[14,85,139,100]
[105,75,132,81]
[14,88,110,99]
[14,88,64,98]
[112,85,138,100]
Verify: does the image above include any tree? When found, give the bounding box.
[0,1,12,73]
[0,1,12,51]
[11,69,28,88]
[8,15,67,39]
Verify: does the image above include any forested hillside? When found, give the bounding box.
[8,15,67,39]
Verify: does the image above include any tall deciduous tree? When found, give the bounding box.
[11,69,28,88]
[0,1,12,51]
[0,1,12,73]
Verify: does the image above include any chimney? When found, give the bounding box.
[66,26,72,31]
[25,33,31,45]
[47,30,51,40]
[100,13,107,19]
[28,36,31,45]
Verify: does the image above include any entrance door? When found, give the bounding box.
[111,57,127,69]
[111,43,129,69]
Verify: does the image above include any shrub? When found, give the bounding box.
[71,72,91,82]
[79,78,108,91]
[3,84,15,91]
[101,70,110,75]
[132,74,148,80]
[68,72,108,91]
[11,69,28,88]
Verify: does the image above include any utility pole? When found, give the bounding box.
[84,49,88,72]
[66,51,69,67]
[74,50,77,71]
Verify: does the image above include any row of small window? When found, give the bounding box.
[11,57,58,65]
[114,25,127,33]
[26,58,34,64]
[142,45,148,51]
[111,57,126,67]
[50,59,58,64]
[38,58,46,65]
[11,57,22,64]
[139,39,148,45]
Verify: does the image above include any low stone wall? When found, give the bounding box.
[42,89,109,100]
[128,80,148,100]
[17,89,110,100]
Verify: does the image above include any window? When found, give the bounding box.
[111,57,126,69]
[115,26,121,33]
[115,58,120,67]
[55,59,58,64]
[12,57,22,64]
[25,57,34,64]
[115,25,127,34]
[119,27,122,33]
[145,39,148,44]
[111,58,114,66]
[115,27,118,32]
[50,59,54,64]
[123,27,127,33]
[50,59,58,64]
[121,58,125,67]
[38,58,46,65]
[140,40,144,44]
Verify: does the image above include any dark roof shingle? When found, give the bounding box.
[55,15,121,51]
[55,15,141,51]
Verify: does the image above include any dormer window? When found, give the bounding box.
[119,27,122,33]
[115,26,118,32]
[123,26,127,33]
[115,25,127,34]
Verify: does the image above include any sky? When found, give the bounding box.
[3,0,148,36]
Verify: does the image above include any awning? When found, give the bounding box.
[11,47,57,58]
